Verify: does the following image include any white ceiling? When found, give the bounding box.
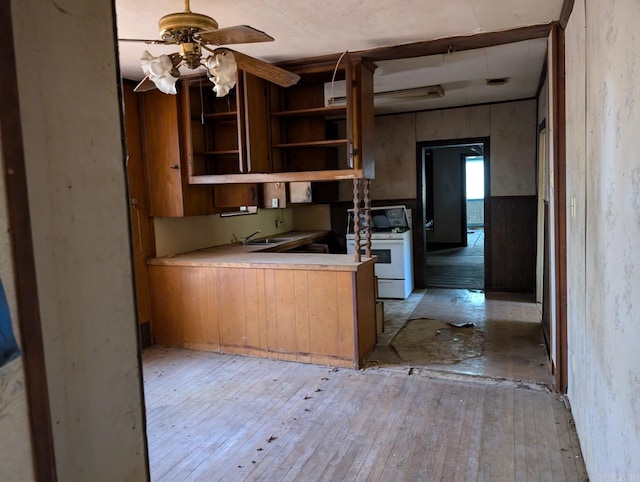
[115,0,563,114]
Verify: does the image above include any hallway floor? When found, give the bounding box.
[426,228,485,290]
[366,288,552,386]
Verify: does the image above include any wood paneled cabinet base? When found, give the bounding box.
[148,264,377,368]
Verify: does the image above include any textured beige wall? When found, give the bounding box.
[370,113,417,200]
[292,205,332,231]
[370,100,537,201]
[0,140,35,481]
[565,0,640,477]
[154,209,294,257]
[416,104,492,141]
[489,101,537,196]
[12,0,148,479]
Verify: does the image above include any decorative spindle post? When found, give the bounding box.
[363,179,371,258]
[353,179,361,262]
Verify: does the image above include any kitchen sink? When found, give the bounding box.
[246,237,292,245]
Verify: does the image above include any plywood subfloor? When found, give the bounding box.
[143,347,587,481]
[370,288,552,385]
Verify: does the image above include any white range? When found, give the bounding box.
[346,205,414,299]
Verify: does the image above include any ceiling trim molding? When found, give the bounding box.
[357,23,554,62]
[276,23,554,70]
[559,0,576,30]
[375,96,537,118]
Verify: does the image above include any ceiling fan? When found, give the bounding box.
[119,0,300,96]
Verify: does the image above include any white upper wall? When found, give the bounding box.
[565,0,640,477]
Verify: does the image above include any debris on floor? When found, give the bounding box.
[390,318,484,364]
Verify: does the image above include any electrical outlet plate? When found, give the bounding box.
[271,198,279,208]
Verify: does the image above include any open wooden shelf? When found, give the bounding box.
[270,105,347,118]
[271,139,348,149]
[194,149,240,156]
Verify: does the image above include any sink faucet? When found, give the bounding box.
[242,230,261,245]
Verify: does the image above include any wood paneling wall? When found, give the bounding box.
[488,196,537,292]
[148,265,376,368]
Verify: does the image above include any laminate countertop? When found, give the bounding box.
[147,231,376,272]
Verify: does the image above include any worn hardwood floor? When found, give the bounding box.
[144,347,587,481]
[426,228,484,290]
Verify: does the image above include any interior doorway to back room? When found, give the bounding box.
[417,138,489,291]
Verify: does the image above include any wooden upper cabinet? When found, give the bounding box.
[269,55,375,181]
[139,88,214,217]
[186,54,375,185]
[183,72,270,182]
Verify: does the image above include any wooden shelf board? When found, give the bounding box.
[271,105,346,118]
[272,139,348,149]
[193,150,240,156]
[198,112,237,120]
[189,169,368,185]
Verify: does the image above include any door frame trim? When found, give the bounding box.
[415,137,490,290]
[0,1,57,479]
[551,24,569,392]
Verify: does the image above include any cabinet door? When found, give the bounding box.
[289,181,338,204]
[182,72,270,182]
[262,182,287,208]
[213,183,260,208]
[141,88,214,217]
[240,72,271,173]
[140,89,185,217]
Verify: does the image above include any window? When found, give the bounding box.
[465,156,484,200]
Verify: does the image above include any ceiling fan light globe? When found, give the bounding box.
[213,83,234,97]
[205,52,238,97]
[140,51,179,95]
[141,51,173,77]
[152,75,179,95]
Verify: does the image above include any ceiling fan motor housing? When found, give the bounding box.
[179,42,203,69]
[158,11,218,42]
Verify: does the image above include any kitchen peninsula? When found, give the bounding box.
[147,231,377,368]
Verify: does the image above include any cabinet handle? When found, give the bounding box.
[170,164,179,170]
[348,140,354,169]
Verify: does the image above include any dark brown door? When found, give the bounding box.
[123,82,155,345]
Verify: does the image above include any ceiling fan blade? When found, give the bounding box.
[217,48,300,88]
[196,25,274,46]
[133,76,157,93]
[118,38,174,45]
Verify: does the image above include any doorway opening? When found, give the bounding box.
[417,139,489,291]
[365,135,549,382]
